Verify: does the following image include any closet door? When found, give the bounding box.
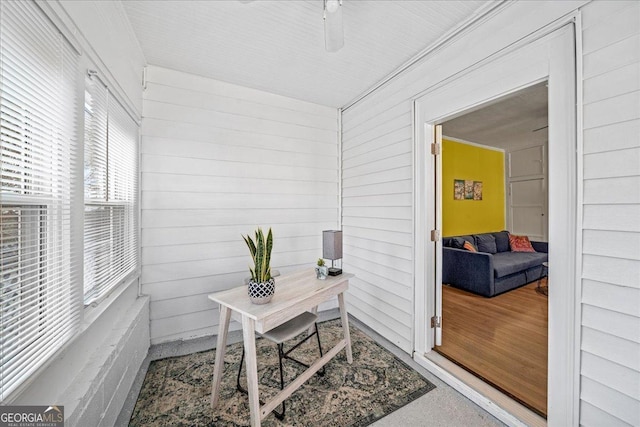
[508,145,548,241]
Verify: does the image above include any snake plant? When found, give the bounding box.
[243,227,273,283]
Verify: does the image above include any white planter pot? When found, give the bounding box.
[247,277,275,304]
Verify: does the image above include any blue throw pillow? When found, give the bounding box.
[475,234,497,254]
[449,237,466,249]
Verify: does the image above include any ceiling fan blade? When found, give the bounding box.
[324,0,344,52]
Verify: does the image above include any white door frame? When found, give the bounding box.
[412,21,580,426]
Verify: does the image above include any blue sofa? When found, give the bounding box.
[442,231,548,297]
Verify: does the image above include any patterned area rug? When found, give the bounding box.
[130,319,435,426]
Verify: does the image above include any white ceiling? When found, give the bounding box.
[443,82,549,150]
[120,0,490,108]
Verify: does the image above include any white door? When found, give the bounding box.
[434,125,443,346]
[508,145,548,241]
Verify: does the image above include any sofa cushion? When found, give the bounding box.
[460,235,474,245]
[449,237,466,249]
[509,234,536,252]
[493,231,510,253]
[492,252,548,278]
[475,234,497,254]
[444,235,474,248]
[463,241,478,252]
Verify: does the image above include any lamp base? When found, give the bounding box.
[328,267,342,276]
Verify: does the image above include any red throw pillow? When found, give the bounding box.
[509,234,536,252]
[463,241,477,252]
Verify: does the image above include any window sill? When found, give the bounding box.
[5,271,147,416]
[83,269,140,326]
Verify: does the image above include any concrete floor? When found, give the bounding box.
[117,311,505,427]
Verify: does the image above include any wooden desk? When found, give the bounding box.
[209,269,354,426]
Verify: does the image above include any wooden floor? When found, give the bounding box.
[436,280,548,417]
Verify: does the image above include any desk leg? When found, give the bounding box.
[242,315,261,427]
[211,305,231,408]
[338,293,353,364]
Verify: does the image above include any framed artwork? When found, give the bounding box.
[473,181,482,200]
[454,179,465,200]
[454,179,482,200]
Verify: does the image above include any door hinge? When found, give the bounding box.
[431,143,440,156]
[430,229,440,241]
[431,316,441,328]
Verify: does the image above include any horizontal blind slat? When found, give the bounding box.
[83,75,139,305]
[1,0,81,400]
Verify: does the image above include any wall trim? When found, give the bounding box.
[572,9,584,425]
[341,1,511,112]
[338,107,344,229]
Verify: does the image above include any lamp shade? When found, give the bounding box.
[323,230,342,260]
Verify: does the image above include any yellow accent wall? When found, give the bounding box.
[443,138,505,236]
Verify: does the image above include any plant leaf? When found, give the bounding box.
[255,228,265,282]
[243,234,256,260]
[264,228,273,281]
[243,234,258,279]
[243,227,274,283]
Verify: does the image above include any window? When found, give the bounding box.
[0,0,81,399]
[83,74,139,305]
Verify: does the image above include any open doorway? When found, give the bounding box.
[436,82,549,417]
[412,24,577,425]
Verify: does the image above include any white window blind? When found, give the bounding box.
[0,0,81,400]
[83,75,138,306]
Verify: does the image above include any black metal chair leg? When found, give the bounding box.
[274,344,286,420]
[236,322,326,421]
[315,323,325,376]
[236,345,285,420]
[236,347,246,393]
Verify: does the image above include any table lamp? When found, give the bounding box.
[323,230,342,276]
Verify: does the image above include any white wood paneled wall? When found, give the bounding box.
[340,0,586,354]
[141,66,339,344]
[341,104,414,353]
[580,1,640,425]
